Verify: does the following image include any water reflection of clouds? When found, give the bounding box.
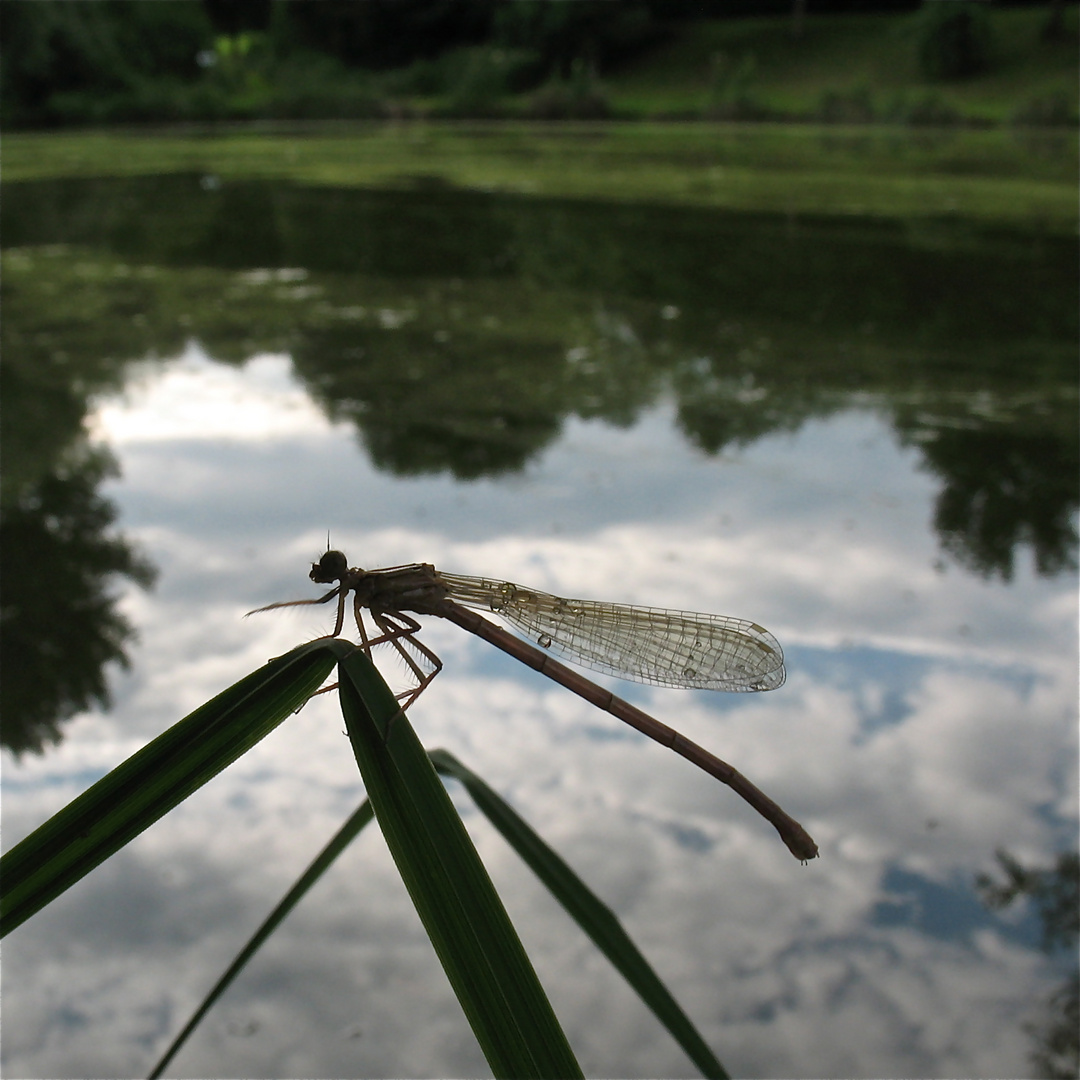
[5,352,1075,1079]
[90,345,336,444]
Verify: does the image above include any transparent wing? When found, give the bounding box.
[438,573,785,692]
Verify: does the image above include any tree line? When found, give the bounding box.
[3,0,938,127]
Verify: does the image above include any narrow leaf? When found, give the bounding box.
[337,649,583,1080]
[1,638,351,937]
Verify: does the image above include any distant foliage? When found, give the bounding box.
[275,0,496,71]
[388,45,544,115]
[0,0,659,126]
[914,1,994,81]
[0,0,213,126]
[493,0,659,79]
[0,0,1070,127]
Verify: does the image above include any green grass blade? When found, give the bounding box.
[147,797,376,1080]
[1,638,352,938]
[429,747,730,1080]
[337,650,583,1080]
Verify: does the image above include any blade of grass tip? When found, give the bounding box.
[147,797,376,1080]
[1,637,353,938]
[429,747,730,1080]
[337,649,583,1080]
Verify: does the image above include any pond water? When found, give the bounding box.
[2,155,1077,1079]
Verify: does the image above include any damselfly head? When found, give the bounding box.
[311,549,349,584]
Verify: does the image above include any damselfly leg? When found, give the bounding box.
[363,608,443,709]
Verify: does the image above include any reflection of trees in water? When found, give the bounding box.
[977,850,1079,1080]
[0,442,156,756]
[294,323,570,479]
[898,418,1078,581]
[672,353,825,453]
[1,257,157,757]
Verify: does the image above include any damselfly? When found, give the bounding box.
[251,552,816,861]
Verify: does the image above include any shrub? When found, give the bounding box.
[527,57,611,119]
[494,0,658,80]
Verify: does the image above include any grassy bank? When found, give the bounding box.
[3,122,1076,233]
[601,7,1078,124]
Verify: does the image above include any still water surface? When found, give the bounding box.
[2,157,1077,1078]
